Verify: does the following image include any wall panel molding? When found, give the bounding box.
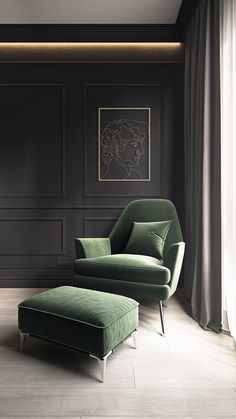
[83,217,117,237]
[0,83,66,198]
[0,218,65,255]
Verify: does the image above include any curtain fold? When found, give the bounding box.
[220,0,236,342]
[184,0,222,331]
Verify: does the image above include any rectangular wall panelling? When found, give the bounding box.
[0,83,66,198]
[83,217,118,237]
[0,63,184,287]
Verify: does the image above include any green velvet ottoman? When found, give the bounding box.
[18,286,139,382]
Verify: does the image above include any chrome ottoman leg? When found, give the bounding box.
[132,330,137,349]
[19,331,29,351]
[90,350,112,383]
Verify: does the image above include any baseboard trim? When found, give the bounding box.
[0,278,73,288]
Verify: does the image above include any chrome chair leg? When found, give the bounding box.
[159,301,165,336]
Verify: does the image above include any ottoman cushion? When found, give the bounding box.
[18,286,139,358]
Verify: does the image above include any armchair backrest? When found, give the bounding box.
[109,199,183,256]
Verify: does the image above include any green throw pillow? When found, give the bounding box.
[124,220,172,260]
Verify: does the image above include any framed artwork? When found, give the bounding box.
[84,84,164,197]
[98,108,150,181]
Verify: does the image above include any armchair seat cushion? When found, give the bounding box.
[73,254,171,285]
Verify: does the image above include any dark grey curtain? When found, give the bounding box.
[184,0,222,331]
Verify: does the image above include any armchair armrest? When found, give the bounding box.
[75,237,111,259]
[164,242,185,295]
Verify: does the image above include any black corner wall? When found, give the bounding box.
[0,62,184,287]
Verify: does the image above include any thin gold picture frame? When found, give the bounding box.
[98,107,151,182]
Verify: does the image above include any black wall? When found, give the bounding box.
[0,62,184,287]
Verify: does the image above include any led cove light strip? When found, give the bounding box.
[0,42,182,47]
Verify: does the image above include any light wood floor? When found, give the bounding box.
[0,288,235,418]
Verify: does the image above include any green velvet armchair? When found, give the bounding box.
[73,199,185,335]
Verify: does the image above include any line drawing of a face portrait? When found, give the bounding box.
[100,118,149,180]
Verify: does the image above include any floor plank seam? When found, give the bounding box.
[132,366,136,388]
